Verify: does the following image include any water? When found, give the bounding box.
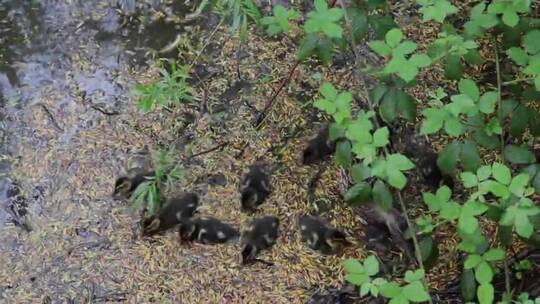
[0,0,195,228]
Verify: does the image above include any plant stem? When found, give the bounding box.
[339,1,431,302]
[502,77,535,86]
[494,40,505,161]
[494,38,512,297]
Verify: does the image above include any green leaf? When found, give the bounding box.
[410,54,432,68]
[475,261,494,284]
[437,141,461,174]
[461,269,477,302]
[320,82,338,100]
[370,85,389,104]
[343,259,364,273]
[504,145,536,164]
[396,90,417,121]
[524,30,540,54]
[305,0,344,38]
[349,7,368,41]
[387,168,407,189]
[478,92,498,114]
[297,33,319,61]
[507,47,529,65]
[459,214,480,235]
[423,192,441,211]
[477,165,492,181]
[477,283,494,304]
[463,200,488,216]
[502,10,519,27]
[444,116,464,136]
[461,172,479,188]
[369,41,392,56]
[379,282,402,298]
[393,41,418,56]
[492,162,511,185]
[351,164,372,182]
[385,28,403,47]
[483,248,505,261]
[421,108,447,134]
[387,154,415,171]
[403,281,430,302]
[379,88,398,123]
[460,141,481,172]
[373,127,390,147]
[346,273,370,285]
[373,180,393,211]
[459,79,480,100]
[509,174,530,197]
[363,255,380,276]
[464,254,483,269]
[360,283,371,296]
[436,186,452,203]
[345,182,372,205]
[445,54,463,80]
[441,201,461,220]
[479,180,510,198]
[335,141,352,167]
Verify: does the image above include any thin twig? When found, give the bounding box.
[494,38,512,297]
[254,0,339,129]
[186,141,229,160]
[339,0,431,301]
[188,18,224,71]
[36,103,64,132]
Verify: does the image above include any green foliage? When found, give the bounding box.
[417,0,458,23]
[261,5,299,36]
[131,150,184,215]
[369,28,432,82]
[421,79,499,137]
[506,29,540,90]
[487,0,531,27]
[305,0,343,38]
[345,257,430,303]
[134,63,193,113]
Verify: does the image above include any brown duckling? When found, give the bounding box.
[141,192,199,236]
[240,164,271,212]
[179,217,240,244]
[241,216,279,265]
[302,125,335,165]
[298,215,350,255]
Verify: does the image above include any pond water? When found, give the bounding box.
[0,0,191,228]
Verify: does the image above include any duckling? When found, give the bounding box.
[141,192,199,236]
[179,217,240,244]
[113,171,154,200]
[298,215,350,255]
[240,164,271,212]
[302,125,336,165]
[241,216,279,265]
[113,146,154,200]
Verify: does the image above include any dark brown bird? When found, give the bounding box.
[141,192,199,236]
[302,125,336,165]
[179,217,240,244]
[241,216,279,265]
[298,215,349,255]
[240,164,271,212]
[113,171,154,200]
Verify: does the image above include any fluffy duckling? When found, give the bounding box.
[240,164,271,212]
[113,171,154,200]
[141,192,199,236]
[179,217,240,244]
[241,216,279,265]
[302,125,335,165]
[298,215,350,255]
